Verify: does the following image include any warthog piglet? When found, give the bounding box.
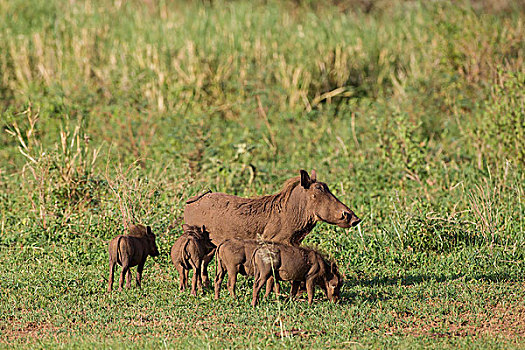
[108,224,160,292]
[214,238,278,300]
[252,243,342,306]
[171,224,215,296]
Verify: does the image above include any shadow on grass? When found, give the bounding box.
[339,271,523,304]
[360,271,520,286]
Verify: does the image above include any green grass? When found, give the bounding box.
[0,0,524,348]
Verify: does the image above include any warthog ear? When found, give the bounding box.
[182,224,191,232]
[310,169,317,183]
[201,225,206,232]
[147,225,152,235]
[300,170,312,189]
[330,261,337,274]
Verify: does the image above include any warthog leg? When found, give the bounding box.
[289,281,300,300]
[197,268,203,292]
[183,269,189,289]
[226,268,238,299]
[200,249,215,288]
[126,269,132,289]
[176,264,187,291]
[264,276,279,298]
[118,265,130,291]
[214,261,227,300]
[306,279,315,305]
[136,261,145,288]
[252,269,272,306]
[189,259,202,296]
[108,259,116,292]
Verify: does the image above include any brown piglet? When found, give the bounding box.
[251,243,342,306]
[170,224,215,296]
[214,238,278,300]
[108,224,160,292]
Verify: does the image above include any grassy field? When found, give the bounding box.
[0,0,524,348]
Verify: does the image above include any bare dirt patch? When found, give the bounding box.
[387,302,525,339]
[0,320,61,344]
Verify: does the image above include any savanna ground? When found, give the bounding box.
[0,0,524,348]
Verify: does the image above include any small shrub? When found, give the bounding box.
[5,105,102,230]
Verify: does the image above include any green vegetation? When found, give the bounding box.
[0,0,523,348]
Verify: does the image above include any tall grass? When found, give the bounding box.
[0,0,523,253]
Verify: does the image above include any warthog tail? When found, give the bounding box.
[251,243,278,275]
[116,236,124,266]
[182,239,191,267]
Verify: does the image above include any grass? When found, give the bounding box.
[0,0,524,348]
[2,245,524,348]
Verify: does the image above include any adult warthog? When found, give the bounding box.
[184,169,360,285]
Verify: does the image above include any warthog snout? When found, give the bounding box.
[343,211,361,227]
[337,210,361,228]
[151,246,160,257]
